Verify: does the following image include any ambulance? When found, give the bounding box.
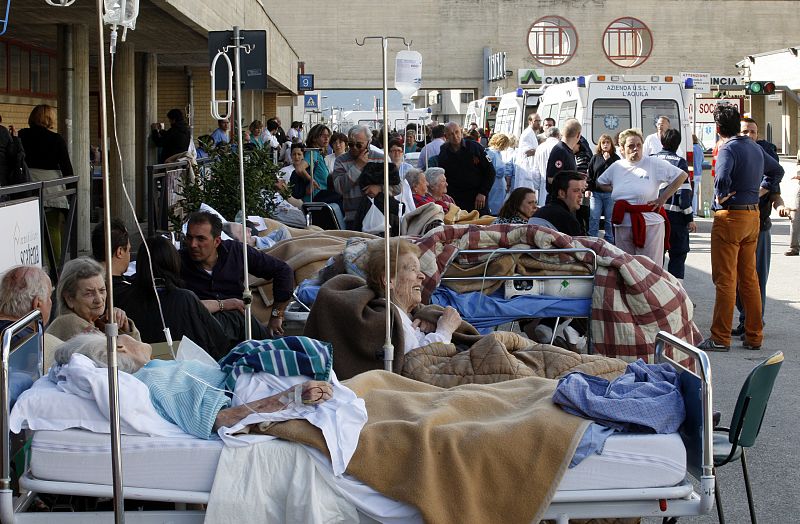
[463,96,501,137]
[493,87,545,139]
[536,74,695,163]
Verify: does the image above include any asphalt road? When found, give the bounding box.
[645,162,800,524]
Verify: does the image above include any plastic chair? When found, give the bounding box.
[713,351,784,524]
[302,202,342,230]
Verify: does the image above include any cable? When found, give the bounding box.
[108,27,173,357]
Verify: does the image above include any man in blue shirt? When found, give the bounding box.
[180,211,294,343]
[210,118,230,146]
[698,106,782,352]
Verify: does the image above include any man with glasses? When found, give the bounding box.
[333,125,400,230]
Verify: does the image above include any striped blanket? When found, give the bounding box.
[412,224,701,363]
[219,336,333,390]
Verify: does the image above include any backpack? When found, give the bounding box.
[0,126,31,187]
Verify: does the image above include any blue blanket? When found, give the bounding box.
[553,359,686,434]
[431,286,592,330]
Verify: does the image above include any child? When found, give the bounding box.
[354,162,401,236]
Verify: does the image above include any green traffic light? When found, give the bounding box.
[749,82,763,94]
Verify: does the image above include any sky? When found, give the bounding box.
[321,89,409,112]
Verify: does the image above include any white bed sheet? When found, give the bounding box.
[30,428,686,495]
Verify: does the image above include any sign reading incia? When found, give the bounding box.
[0,198,41,273]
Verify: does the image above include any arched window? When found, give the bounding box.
[602,17,653,68]
[527,16,578,66]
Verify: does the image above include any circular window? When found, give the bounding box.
[527,16,578,67]
[602,17,653,68]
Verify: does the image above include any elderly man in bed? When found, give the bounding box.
[52,333,333,439]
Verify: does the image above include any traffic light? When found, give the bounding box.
[745,81,776,95]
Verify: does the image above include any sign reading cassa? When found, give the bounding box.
[0,198,41,273]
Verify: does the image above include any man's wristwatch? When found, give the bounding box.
[218,299,224,312]
[271,308,284,319]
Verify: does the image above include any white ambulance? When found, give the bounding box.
[493,87,545,139]
[536,74,695,161]
[463,96,501,136]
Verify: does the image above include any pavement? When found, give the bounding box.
[644,160,800,523]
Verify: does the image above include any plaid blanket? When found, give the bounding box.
[412,224,701,362]
[219,336,333,390]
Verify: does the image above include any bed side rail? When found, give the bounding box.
[1,310,44,524]
[440,247,597,282]
[654,331,714,512]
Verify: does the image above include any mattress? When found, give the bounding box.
[30,429,223,492]
[30,428,685,494]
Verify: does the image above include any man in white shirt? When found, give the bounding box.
[532,127,561,206]
[514,113,542,190]
[643,116,685,158]
[416,124,446,169]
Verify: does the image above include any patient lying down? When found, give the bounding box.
[53,333,333,438]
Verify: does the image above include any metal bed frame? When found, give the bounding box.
[439,246,597,348]
[2,315,713,523]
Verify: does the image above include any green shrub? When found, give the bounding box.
[172,147,286,229]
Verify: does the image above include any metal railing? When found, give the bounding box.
[146,157,216,237]
[0,176,79,285]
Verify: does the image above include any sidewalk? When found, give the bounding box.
[645,205,800,522]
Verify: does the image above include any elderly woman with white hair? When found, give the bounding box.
[53,333,333,439]
[46,256,141,342]
[423,167,456,213]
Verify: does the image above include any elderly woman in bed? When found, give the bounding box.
[46,257,141,342]
[365,238,462,354]
[53,333,333,438]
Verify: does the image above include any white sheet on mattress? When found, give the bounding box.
[31,428,686,519]
[559,432,686,490]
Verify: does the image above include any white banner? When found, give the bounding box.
[680,72,711,94]
[0,198,42,273]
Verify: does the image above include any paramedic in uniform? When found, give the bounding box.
[514,113,542,190]
[697,105,782,353]
[435,121,495,213]
[543,119,581,204]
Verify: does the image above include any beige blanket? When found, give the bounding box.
[263,370,589,524]
[402,330,627,387]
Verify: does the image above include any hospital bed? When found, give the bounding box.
[436,246,596,346]
[2,300,714,524]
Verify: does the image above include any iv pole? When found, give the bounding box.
[210,28,254,340]
[355,36,412,372]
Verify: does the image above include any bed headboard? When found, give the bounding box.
[654,331,713,481]
[1,310,44,491]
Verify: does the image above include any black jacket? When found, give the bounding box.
[152,123,192,163]
[436,139,495,212]
[18,125,73,178]
[587,152,620,192]
[533,198,587,237]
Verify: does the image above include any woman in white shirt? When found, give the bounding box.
[366,239,462,354]
[596,128,688,262]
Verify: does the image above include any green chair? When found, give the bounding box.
[713,351,784,524]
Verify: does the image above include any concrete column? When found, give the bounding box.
[137,52,158,216]
[57,24,91,254]
[109,41,137,238]
[72,25,91,253]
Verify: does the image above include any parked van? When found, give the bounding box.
[537,74,695,163]
[463,96,501,136]
[331,108,432,133]
[494,88,545,138]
